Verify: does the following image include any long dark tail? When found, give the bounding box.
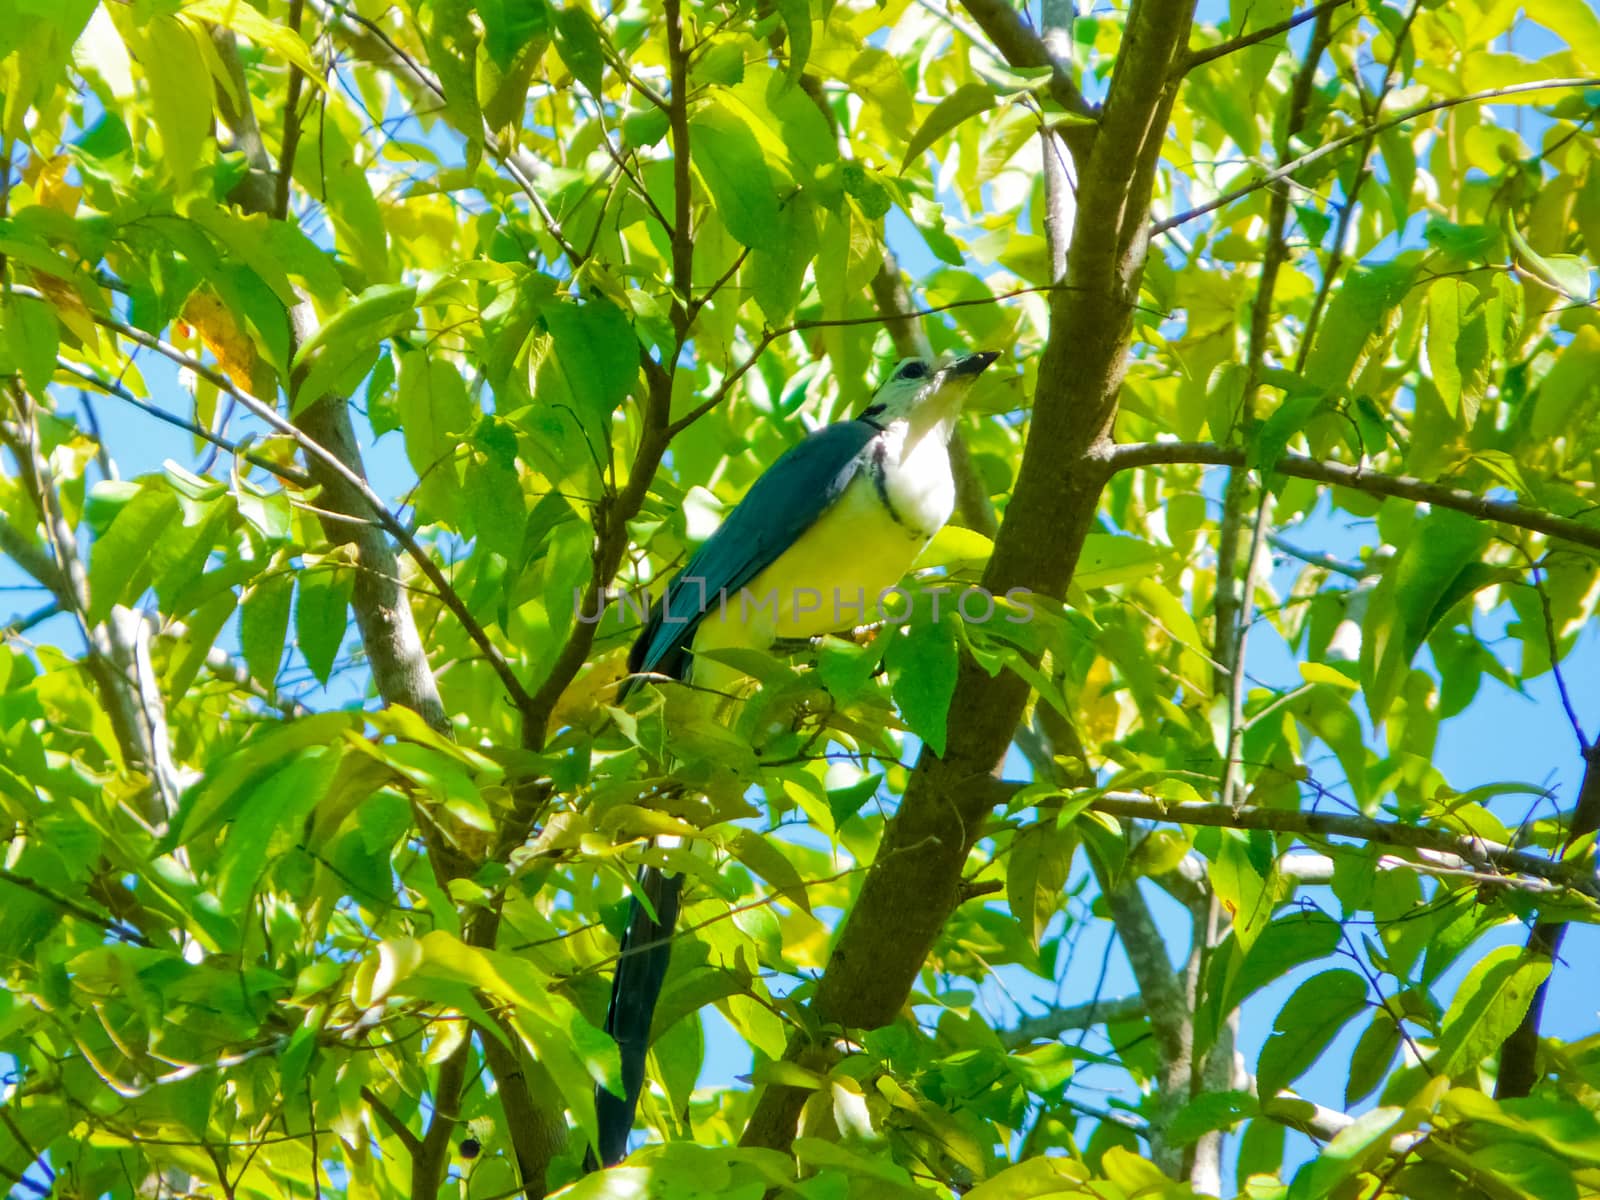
[587,863,683,1170]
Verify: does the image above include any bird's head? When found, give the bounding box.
[858,350,999,445]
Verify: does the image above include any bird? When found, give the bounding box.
[587,348,999,1169]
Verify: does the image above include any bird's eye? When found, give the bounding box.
[898,361,928,381]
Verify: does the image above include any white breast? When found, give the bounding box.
[875,421,957,539]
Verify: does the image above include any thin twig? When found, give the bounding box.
[1529,560,1589,752]
[1155,77,1600,233]
[55,359,313,487]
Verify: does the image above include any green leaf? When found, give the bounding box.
[1444,1091,1600,1166]
[551,2,605,94]
[151,495,232,615]
[397,349,474,522]
[1345,1011,1402,1106]
[774,0,811,85]
[1256,969,1368,1098]
[186,0,323,80]
[825,773,882,827]
[1425,278,1468,418]
[1250,388,1325,474]
[122,16,211,191]
[1432,945,1550,1078]
[692,40,746,88]
[1169,1090,1257,1147]
[291,110,389,282]
[240,570,293,688]
[622,105,671,149]
[750,193,818,325]
[464,417,527,561]
[1507,218,1594,300]
[885,615,959,756]
[166,589,237,700]
[728,829,811,914]
[1287,1106,1407,1200]
[1208,830,1276,953]
[166,711,358,849]
[1531,325,1600,440]
[295,566,353,685]
[901,84,996,170]
[1216,911,1345,1020]
[88,486,181,624]
[1465,1143,1577,1200]
[1006,822,1073,950]
[215,746,342,915]
[1302,262,1416,393]
[86,480,143,534]
[690,100,784,248]
[2,293,58,394]
[541,296,639,422]
[236,483,292,544]
[1073,533,1163,590]
[1361,508,1491,725]
[964,1158,1091,1200]
[291,283,417,414]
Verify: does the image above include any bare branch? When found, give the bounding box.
[1105,441,1600,554]
[55,359,312,488]
[411,1036,471,1197]
[1181,0,1351,73]
[1001,994,1145,1047]
[1082,792,1600,898]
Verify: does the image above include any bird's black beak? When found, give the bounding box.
[946,350,1000,377]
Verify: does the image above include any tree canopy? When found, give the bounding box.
[2,0,1600,1197]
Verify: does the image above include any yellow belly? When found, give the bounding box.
[692,474,929,660]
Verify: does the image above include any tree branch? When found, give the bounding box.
[1001,994,1145,1047]
[1105,442,1600,553]
[54,359,312,488]
[1497,741,1600,1097]
[410,1036,470,1198]
[1155,77,1600,233]
[2,396,181,823]
[1180,0,1351,74]
[0,868,150,945]
[957,0,1096,127]
[1099,871,1192,1173]
[1082,793,1600,898]
[665,0,693,337]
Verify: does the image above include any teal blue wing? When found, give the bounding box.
[625,420,879,690]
